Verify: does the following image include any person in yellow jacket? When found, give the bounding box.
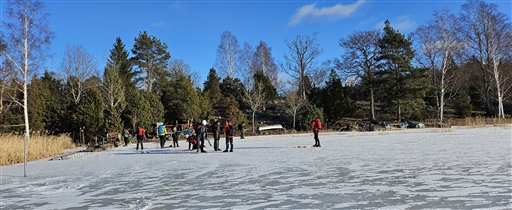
[158,123,168,149]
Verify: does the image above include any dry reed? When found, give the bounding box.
[0,134,75,166]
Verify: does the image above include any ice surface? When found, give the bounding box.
[1,126,511,209]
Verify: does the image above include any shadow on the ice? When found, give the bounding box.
[234,146,294,150]
[114,149,197,155]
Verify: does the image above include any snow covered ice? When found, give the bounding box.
[1,126,511,209]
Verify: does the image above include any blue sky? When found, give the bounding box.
[2,0,511,86]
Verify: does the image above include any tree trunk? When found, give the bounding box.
[252,111,256,133]
[370,88,375,120]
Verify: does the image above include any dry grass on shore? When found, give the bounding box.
[0,134,75,166]
[425,116,512,127]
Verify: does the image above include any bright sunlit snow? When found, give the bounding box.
[1,126,511,209]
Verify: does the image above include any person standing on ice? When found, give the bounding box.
[311,117,322,147]
[195,120,208,153]
[136,126,145,150]
[238,122,245,139]
[171,127,179,148]
[212,120,222,151]
[223,120,235,152]
[157,123,168,149]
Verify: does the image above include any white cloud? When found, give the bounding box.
[288,0,365,26]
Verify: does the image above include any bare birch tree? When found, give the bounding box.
[253,41,279,88]
[415,9,464,123]
[215,30,239,79]
[460,0,512,117]
[1,0,54,177]
[280,33,322,100]
[238,42,254,85]
[59,44,97,105]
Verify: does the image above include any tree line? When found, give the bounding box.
[1,0,511,146]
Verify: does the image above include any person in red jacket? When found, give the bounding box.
[311,117,322,147]
[223,120,235,152]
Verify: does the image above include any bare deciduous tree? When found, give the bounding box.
[281,87,307,131]
[335,29,381,120]
[1,0,54,177]
[460,0,512,117]
[215,30,239,79]
[101,61,125,115]
[59,44,97,105]
[280,33,323,100]
[253,41,279,88]
[238,42,254,85]
[415,9,464,123]
[241,80,266,133]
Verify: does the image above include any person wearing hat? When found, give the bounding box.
[195,120,208,153]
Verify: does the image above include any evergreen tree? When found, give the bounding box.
[27,71,62,134]
[203,68,222,107]
[131,31,171,93]
[219,76,244,104]
[107,37,139,129]
[40,71,64,134]
[296,104,323,131]
[320,69,356,125]
[144,92,164,132]
[454,90,473,118]
[74,87,104,143]
[27,77,46,132]
[105,110,122,134]
[161,67,201,123]
[108,37,135,87]
[124,89,152,130]
[197,87,213,120]
[254,70,277,100]
[377,20,430,120]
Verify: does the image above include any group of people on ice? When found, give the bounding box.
[129,120,246,153]
[127,116,321,152]
[184,120,239,153]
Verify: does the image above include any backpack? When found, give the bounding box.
[227,124,236,136]
[137,128,144,136]
[157,125,163,135]
[211,124,217,133]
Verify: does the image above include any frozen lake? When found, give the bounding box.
[1,126,511,209]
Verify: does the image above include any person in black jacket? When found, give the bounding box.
[212,121,221,151]
[238,122,245,139]
[195,120,208,153]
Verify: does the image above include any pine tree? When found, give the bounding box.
[131,31,171,93]
[320,69,356,124]
[254,70,277,100]
[377,20,430,120]
[161,68,201,123]
[203,68,222,107]
[108,37,135,87]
